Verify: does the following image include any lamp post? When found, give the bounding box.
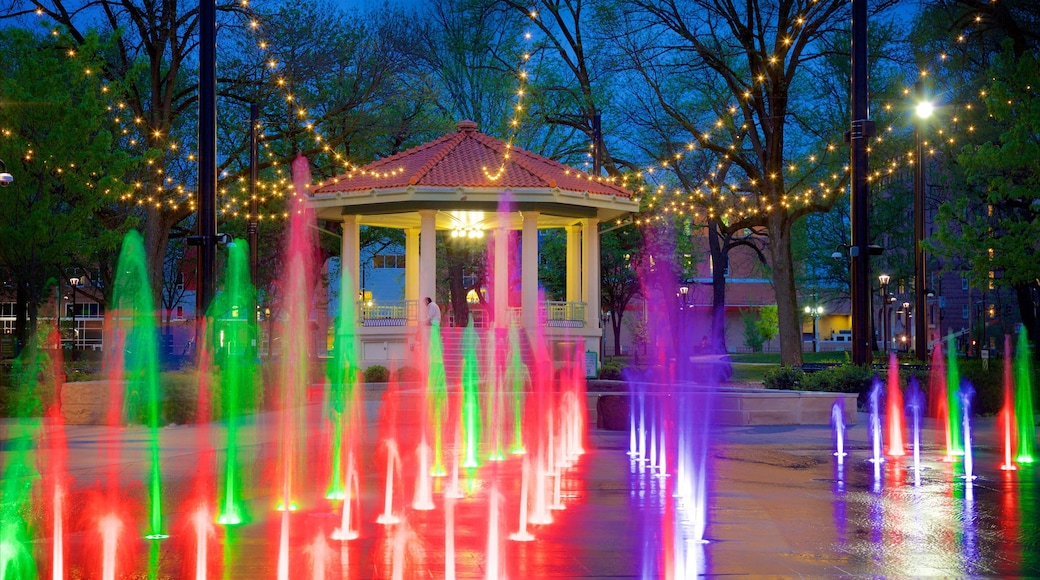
[679,282,689,351]
[69,276,80,349]
[902,301,911,353]
[804,304,824,353]
[878,274,890,354]
[914,81,932,360]
[849,0,873,366]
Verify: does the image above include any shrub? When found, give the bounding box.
[598,361,625,380]
[363,365,390,383]
[804,365,875,394]
[161,371,201,425]
[763,366,804,390]
[394,366,421,383]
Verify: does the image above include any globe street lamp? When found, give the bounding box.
[69,276,80,349]
[914,81,933,360]
[805,304,824,353]
[878,274,890,354]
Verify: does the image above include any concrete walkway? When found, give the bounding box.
[2,405,1038,577]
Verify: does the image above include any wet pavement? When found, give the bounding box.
[2,407,1038,577]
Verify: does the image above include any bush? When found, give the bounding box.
[161,371,201,425]
[363,365,390,383]
[804,365,875,394]
[763,366,804,390]
[394,366,421,383]
[597,361,625,380]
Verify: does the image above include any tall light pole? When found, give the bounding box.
[69,276,80,349]
[878,274,890,354]
[805,304,824,353]
[914,81,932,360]
[848,0,874,366]
[902,301,911,353]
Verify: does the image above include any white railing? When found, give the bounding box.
[358,300,417,326]
[541,301,586,327]
[354,300,586,328]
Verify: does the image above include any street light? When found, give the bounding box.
[878,274,890,354]
[804,304,824,353]
[69,276,80,349]
[902,301,911,353]
[914,81,933,360]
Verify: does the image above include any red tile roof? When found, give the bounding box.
[313,121,632,198]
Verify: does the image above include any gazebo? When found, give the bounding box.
[308,120,638,368]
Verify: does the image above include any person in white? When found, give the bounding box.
[425,297,441,326]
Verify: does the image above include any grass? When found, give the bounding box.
[729,364,771,383]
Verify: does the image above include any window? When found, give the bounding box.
[962,305,969,320]
[177,306,184,318]
[961,277,968,291]
[373,254,405,269]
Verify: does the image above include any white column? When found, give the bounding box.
[405,227,419,298]
[566,224,581,303]
[419,210,437,322]
[341,214,361,305]
[494,224,509,327]
[583,217,600,331]
[521,211,539,329]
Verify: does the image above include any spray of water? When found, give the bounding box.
[1014,329,1035,463]
[831,400,847,465]
[1000,334,1018,471]
[906,378,924,486]
[885,352,906,456]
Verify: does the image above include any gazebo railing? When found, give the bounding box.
[354,300,586,328]
[358,300,417,326]
[541,301,586,327]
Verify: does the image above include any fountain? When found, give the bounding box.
[1014,329,1035,463]
[885,352,906,456]
[831,399,847,466]
[1001,334,1018,471]
[868,378,884,486]
[906,378,925,486]
[946,334,965,458]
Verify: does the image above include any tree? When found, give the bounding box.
[758,304,780,351]
[0,29,134,354]
[604,0,902,366]
[601,225,643,355]
[932,43,1040,353]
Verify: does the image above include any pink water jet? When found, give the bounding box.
[885,352,906,456]
[331,452,361,540]
[305,532,334,580]
[99,514,123,580]
[928,342,955,460]
[445,494,457,580]
[509,455,535,542]
[412,440,435,511]
[1000,334,1018,470]
[376,440,402,525]
[485,487,507,580]
[276,510,291,580]
[191,506,214,580]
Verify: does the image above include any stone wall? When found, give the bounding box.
[591,388,858,429]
